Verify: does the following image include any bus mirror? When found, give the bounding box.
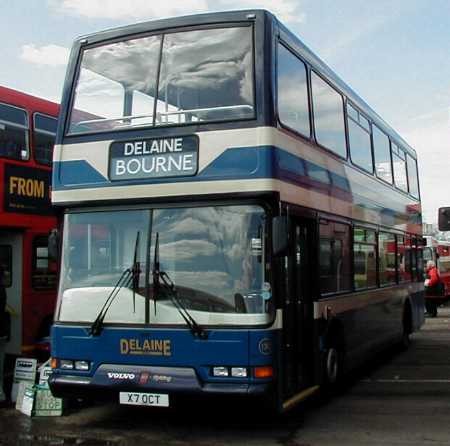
[48,229,60,261]
[272,216,288,257]
[438,207,450,231]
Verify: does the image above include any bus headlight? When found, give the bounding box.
[231,367,247,377]
[212,367,229,377]
[74,360,90,371]
[60,359,74,370]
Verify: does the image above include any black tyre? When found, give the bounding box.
[323,332,345,391]
[324,346,340,385]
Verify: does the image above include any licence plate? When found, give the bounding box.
[119,392,169,407]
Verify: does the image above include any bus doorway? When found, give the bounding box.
[282,218,317,407]
[0,232,22,355]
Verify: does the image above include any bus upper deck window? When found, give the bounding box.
[0,102,29,161]
[69,25,254,134]
[33,113,57,166]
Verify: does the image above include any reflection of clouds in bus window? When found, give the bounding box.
[239,52,253,105]
[160,239,218,262]
[277,44,309,135]
[73,69,124,119]
[83,36,160,92]
[166,270,230,294]
[166,217,209,236]
[311,72,346,157]
[158,26,253,120]
[152,205,264,307]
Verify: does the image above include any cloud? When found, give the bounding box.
[320,15,391,62]
[20,44,70,67]
[52,0,209,20]
[50,0,305,24]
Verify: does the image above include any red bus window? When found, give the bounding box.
[32,236,57,290]
[0,245,12,287]
[33,113,57,166]
[0,102,29,161]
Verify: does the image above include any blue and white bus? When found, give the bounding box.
[49,10,424,412]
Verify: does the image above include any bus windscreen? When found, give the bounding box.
[68,25,254,134]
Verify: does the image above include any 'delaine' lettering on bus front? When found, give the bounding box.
[120,338,172,356]
[109,136,198,181]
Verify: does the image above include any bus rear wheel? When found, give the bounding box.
[325,347,339,384]
[323,332,345,390]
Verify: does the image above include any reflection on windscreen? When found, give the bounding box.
[58,205,271,326]
[69,26,254,133]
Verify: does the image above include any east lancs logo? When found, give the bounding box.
[120,338,172,356]
[107,372,136,380]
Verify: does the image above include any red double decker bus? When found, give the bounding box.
[0,85,59,357]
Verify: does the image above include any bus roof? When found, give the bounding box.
[0,85,59,116]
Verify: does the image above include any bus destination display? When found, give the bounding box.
[109,136,198,181]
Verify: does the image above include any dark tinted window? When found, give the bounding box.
[373,125,392,183]
[0,103,29,161]
[397,236,410,282]
[32,236,57,290]
[353,228,377,289]
[319,220,351,294]
[392,143,408,192]
[407,154,419,198]
[415,238,424,281]
[0,245,12,288]
[34,113,57,166]
[277,44,310,136]
[311,72,346,158]
[0,103,27,126]
[347,103,373,172]
[35,114,57,133]
[379,232,396,285]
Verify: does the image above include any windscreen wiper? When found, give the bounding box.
[152,232,208,340]
[90,232,141,336]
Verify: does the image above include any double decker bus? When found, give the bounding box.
[49,10,424,412]
[0,85,59,357]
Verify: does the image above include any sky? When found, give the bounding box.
[0,0,449,223]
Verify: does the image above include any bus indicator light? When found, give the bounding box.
[254,366,273,379]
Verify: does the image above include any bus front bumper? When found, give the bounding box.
[48,365,273,401]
